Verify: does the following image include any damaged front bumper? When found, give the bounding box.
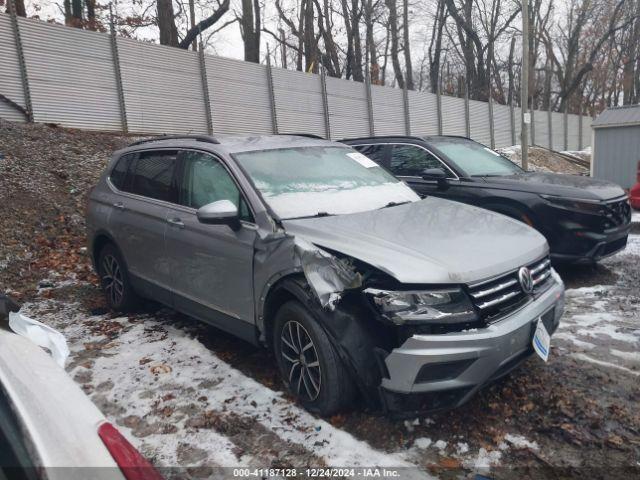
[378,274,565,414]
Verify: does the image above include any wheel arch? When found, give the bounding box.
[91,230,126,272]
[260,273,311,349]
[479,197,538,228]
[260,273,390,410]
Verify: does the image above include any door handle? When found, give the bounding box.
[113,202,125,210]
[166,217,184,228]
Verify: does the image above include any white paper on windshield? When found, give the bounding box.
[483,147,501,157]
[347,152,379,168]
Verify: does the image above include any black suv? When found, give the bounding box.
[341,136,631,263]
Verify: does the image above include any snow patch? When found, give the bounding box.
[610,349,640,362]
[462,448,502,473]
[504,434,539,450]
[412,438,432,450]
[572,353,640,376]
[21,300,433,476]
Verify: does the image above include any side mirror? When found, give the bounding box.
[421,168,449,188]
[196,200,240,230]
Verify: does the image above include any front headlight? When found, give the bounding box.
[364,287,477,325]
[540,194,604,214]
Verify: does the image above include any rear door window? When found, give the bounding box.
[390,144,453,177]
[128,151,178,203]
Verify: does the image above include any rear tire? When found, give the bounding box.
[273,300,355,416]
[97,243,138,312]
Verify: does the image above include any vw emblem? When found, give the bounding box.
[518,267,534,294]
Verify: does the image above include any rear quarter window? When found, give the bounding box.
[109,153,134,190]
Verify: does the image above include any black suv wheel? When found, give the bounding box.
[273,300,355,415]
[98,244,138,312]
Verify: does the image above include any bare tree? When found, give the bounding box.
[341,0,365,81]
[541,0,632,110]
[158,0,230,49]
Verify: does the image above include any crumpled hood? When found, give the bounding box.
[484,172,626,200]
[283,197,548,285]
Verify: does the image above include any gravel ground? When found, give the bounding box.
[497,145,590,175]
[1,121,639,479]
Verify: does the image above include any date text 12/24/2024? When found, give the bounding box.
[233,468,403,477]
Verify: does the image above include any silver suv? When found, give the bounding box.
[87,134,565,416]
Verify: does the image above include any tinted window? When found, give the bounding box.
[129,151,178,202]
[110,153,134,190]
[180,151,253,222]
[353,144,387,167]
[390,144,450,177]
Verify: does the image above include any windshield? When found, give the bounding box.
[428,138,524,176]
[234,146,419,219]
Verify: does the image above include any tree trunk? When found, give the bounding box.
[384,0,405,88]
[428,0,446,93]
[341,0,356,79]
[363,0,379,84]
[86,0,97,30]
[70,0,83,27]
[189,0,197,51]
[351,0,364,82]
[302,0,318,73]
[241,0,261,62]
[402,0,414,89]
[157,0,179,46]
[64,0,71,24]
[10,0,27,16]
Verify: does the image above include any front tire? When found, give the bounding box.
[273,301,355,416]
[97,243,138,312]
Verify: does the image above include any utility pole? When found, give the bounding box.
[521,0,529,170]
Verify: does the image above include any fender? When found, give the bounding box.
[263,276,390,410]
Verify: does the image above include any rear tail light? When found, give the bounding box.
[98,422,164,480]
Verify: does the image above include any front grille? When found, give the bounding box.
[602,198,631,230]
[467,256,553,322]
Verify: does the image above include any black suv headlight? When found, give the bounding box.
[540,194,604,215]
[364,287,477,325]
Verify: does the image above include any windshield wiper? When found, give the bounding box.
[286,212,334,220]
[380,201,411,209]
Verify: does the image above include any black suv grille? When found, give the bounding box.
[603,198,631,230]
[467,256,553,322]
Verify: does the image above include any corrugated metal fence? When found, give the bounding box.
[0,13,592,149]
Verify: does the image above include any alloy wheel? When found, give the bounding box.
[280,320,322,401]
[101,254,124,306]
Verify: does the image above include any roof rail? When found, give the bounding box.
[128,134,220,147]
[338,135,427,143]
[282,133,325,139]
